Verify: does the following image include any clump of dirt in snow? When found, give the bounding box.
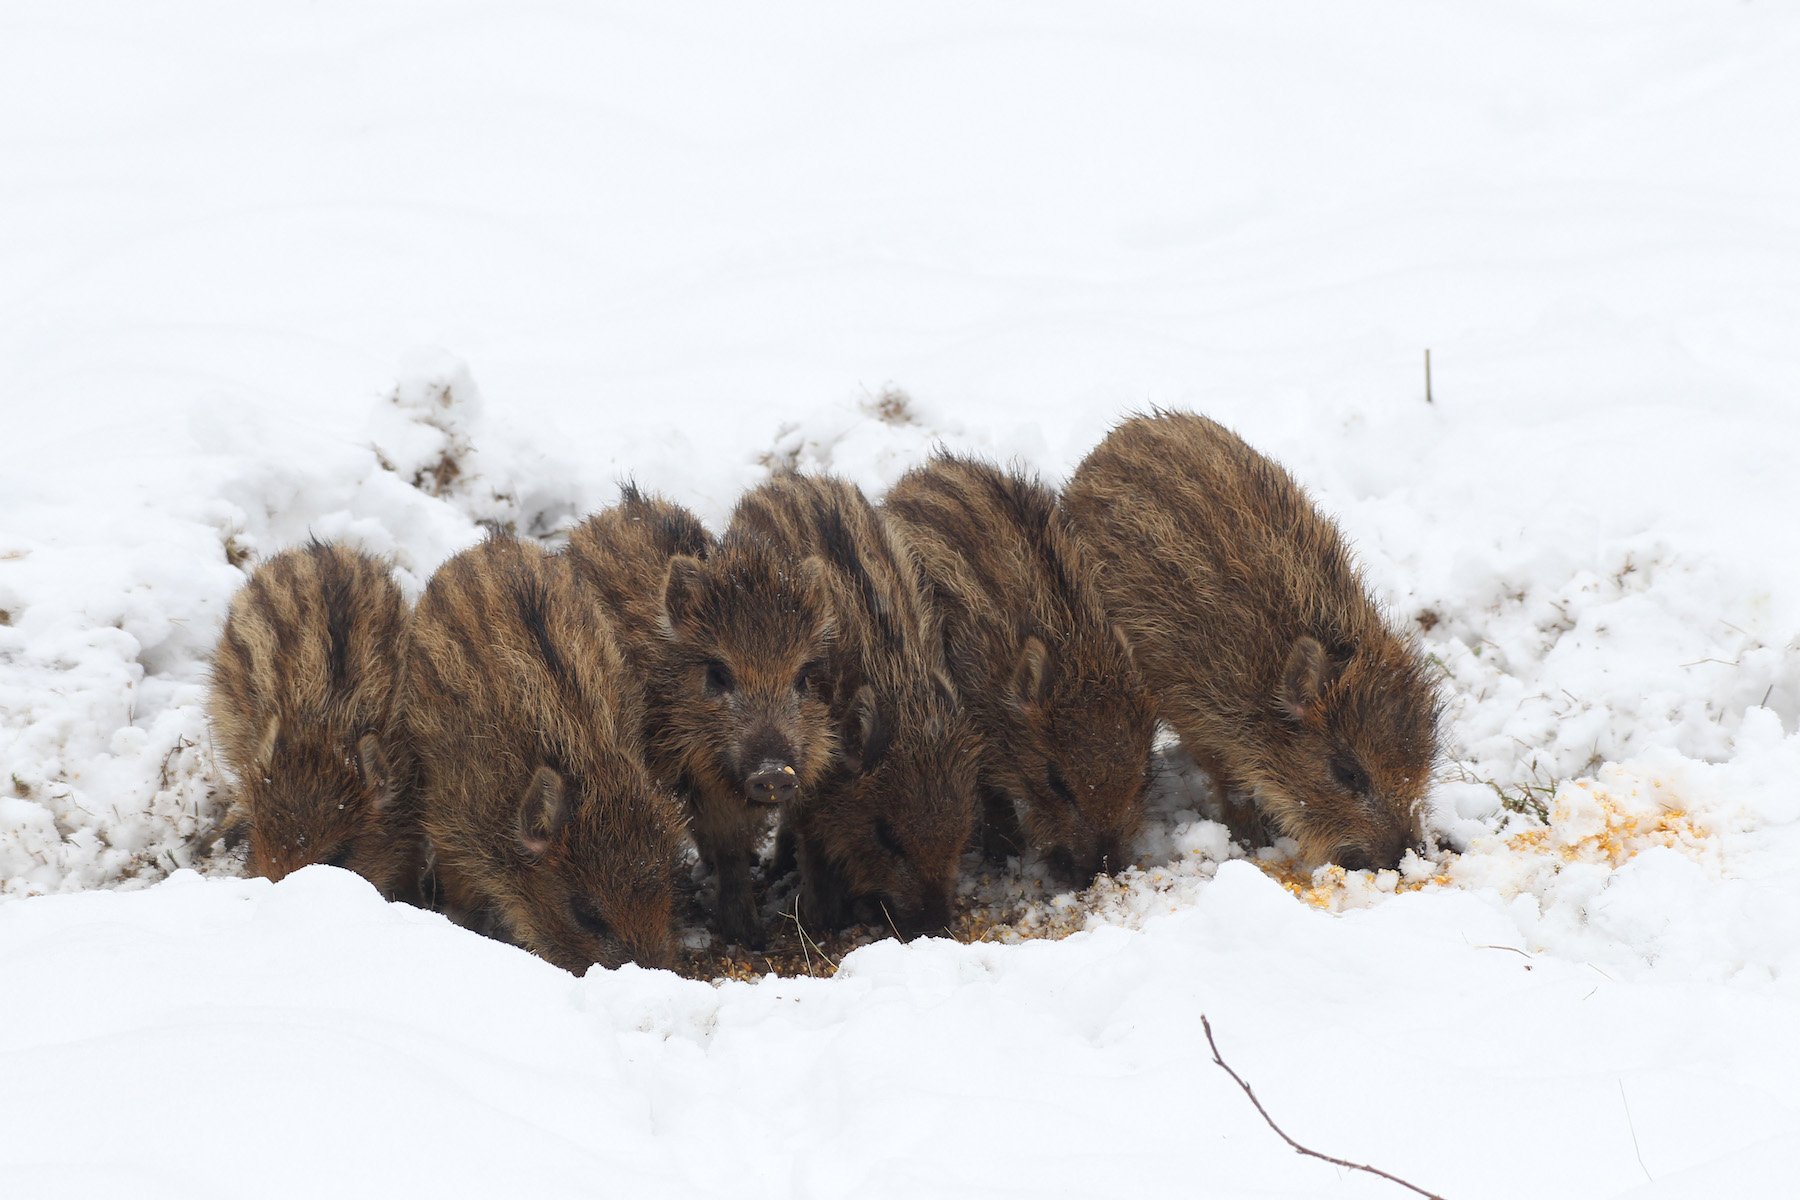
[369,352,580,543]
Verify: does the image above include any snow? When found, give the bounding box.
[4,2,1799,1196]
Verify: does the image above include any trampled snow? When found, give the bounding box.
[3,3,1798,1197]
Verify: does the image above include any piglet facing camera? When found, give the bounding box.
[731,473,980,935]
[565,486,837,951]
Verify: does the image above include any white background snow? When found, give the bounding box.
[3,2,1799,1196]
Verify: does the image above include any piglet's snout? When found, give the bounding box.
[745,760,799,805]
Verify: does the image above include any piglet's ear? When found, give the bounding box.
[799,556,837,642]
[254,716,281,768]
[927,669,963,739]
[841,686,892,776]
[931,669,959,712]
[1111,624,1136,668]
[357,733,391,805]
[1281,636,1327,724]
[1010,637,1050,709]
[659,555,705,640]
[517,765,567,857]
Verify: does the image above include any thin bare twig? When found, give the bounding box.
[1202,1015,1447,1200]
[1477,943,1533,961]
[1620,1080,1651,1183]
[878,900,906,943]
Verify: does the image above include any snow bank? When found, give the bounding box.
[9,860,1798,1199]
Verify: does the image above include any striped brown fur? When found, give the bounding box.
[401,532,686,972]
[565,485,836,950]
[1063,411,1442,870]
[884,454,1156,882]
[729,473,979,934]
[207,540,421,897]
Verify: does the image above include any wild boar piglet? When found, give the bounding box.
[731,473,979,934]
[404,533,686,972]
[884,453,1156,883]
[566,485,836,951]
[208,539,420,897]
[1063,410,1442,871]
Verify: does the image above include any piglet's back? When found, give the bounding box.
[209,539,402,768]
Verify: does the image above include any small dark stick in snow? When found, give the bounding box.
[1425,348,1434,404]
[1202,1015,1448,1200]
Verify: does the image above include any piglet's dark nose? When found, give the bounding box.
[746,760,799,806]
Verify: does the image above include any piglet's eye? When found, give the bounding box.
[704,660,735,695]
[794,661,822,693]
[570,895,611,937]
[874,817,907,860]
[1046,762,1076,806]
[1330,755,1369,796]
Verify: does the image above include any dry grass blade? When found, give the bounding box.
[878,900,905,942]
[1202,1015,1447,1200]
[788,906,839,975]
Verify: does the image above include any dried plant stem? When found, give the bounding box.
[1620,1080,1651,1182]
[1202,1015,1447,1200]
[786,906,838,976]
[878,900,905,942]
